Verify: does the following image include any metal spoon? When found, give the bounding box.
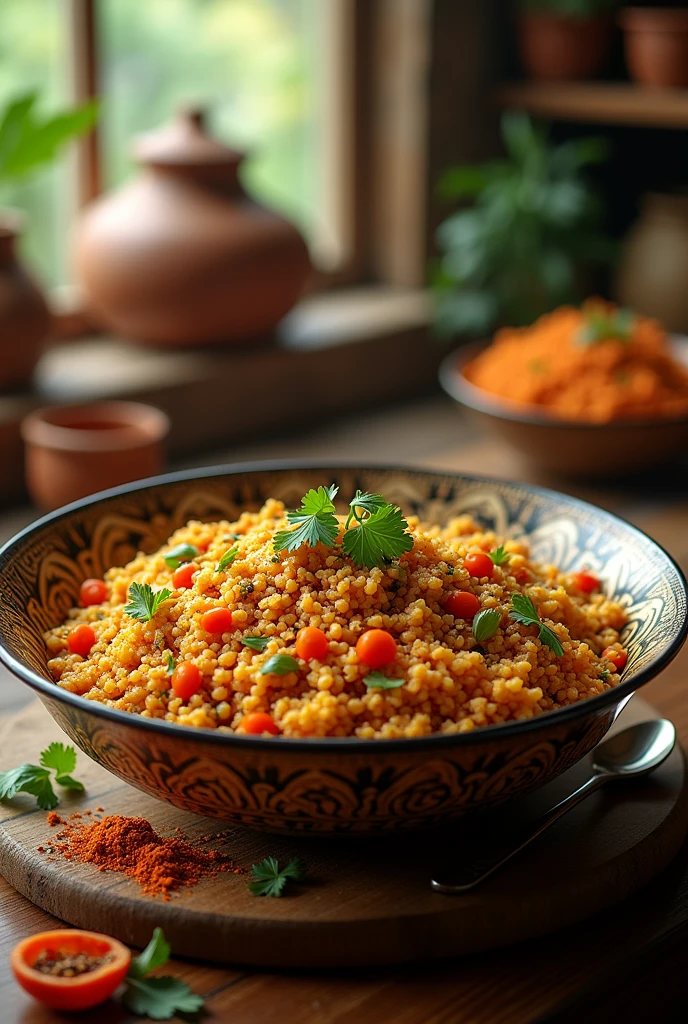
[431,718,676,894]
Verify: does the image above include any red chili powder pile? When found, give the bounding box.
[44,814,239,900]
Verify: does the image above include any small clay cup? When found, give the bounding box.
[621,8,688,88]
[21,401,170,512]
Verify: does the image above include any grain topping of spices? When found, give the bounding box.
[46,814,238,900]
[33,949,113,978]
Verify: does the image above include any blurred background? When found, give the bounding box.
[3,0,688,510]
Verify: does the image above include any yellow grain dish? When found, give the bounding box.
[45,500,627,738]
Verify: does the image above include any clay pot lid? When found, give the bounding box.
[132,108,244,170]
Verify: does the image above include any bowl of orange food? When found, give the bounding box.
[440,301,688,478]
[0,463,686,835]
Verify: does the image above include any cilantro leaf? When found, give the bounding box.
[216,546,239,573]
[342,504,414,569]
[0,765,59,809]
[577,306,634,347]
[260,654,300,676]
[242,636,270,652]
[129,927,171,979]
[54,775,84,792]
[363,671,405,690]
[472,608,501,642]
[163,543,199,570]
[165,652,175,676]
[346,490,388,527]
[249,856,305,897]
[125,582,172,623]
[122,976,204,1020]
[273,485,339,554]
[509,594,564,657]
[40,742,76,776]
[489,545,511,567]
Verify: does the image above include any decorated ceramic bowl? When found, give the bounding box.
[0,464,685,836]
[439,339,688,479]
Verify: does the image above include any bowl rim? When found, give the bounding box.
[439,339,688,430]
[0,458,686,753]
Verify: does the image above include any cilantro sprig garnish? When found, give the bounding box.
[216,546,239,573]
[273,485,414,569]
[165,652,175,676]
[163,543,199,570]
[577,306,634,346]
[0,743,84,811]
[125,582,172,623]
[249,857,305,898]
[509,594,564,657]
[342,500,414,569]
[273,485,340,554]
[121,927,204,1020]
[489,545,510,567]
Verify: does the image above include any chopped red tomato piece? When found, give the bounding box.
[295,626,329,661]
[79,579,107,607]
[241,712,279,735]
[200,608,234,634]
[67,624,96,658]
[444,591,481,618]
[602,647,627,670]
[171,662,202,701]
[573,570,600,594]
[172,563,196,590]
[464,552,494,579]
[356,629,397,668]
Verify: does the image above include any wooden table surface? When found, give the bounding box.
[1,394,688,1024]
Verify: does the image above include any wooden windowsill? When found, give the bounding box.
[0,287,440,508]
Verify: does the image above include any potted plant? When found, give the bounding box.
[433,113,613,337]
[620,6,688,88]
[517,0,619,81]
[0,91,97,391]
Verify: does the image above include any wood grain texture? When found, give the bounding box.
[0,698,685,970]
[496,81,688,129]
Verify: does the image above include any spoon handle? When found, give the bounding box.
[430,773,605,894]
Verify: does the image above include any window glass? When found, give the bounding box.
[0,0,71,286]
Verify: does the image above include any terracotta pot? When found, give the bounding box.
[0,214,50,391]
[517,13,614,81]
[73,109,312,347]
[21,401,170,512]
[621,8,688,88]
[616,192,688,333]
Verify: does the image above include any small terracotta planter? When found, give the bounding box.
[21,401,170,512]
[621,8,688,88]
[0,213,51,392]
[517,13,614,81]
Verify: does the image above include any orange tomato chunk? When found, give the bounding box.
[295,626,329,661]
[79,579,107,607]
[172,563,196,590]
[356,629,397,668]
[444,591,480,618]
[241,712,279,735]
[67,624,96,658]
[200,608,234,634]
[171,662,202,701]
[464,552,494,579]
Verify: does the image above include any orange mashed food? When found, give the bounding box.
[465,302,688,423]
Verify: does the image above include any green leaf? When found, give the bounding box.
[54,774,85,792]
[489,546,511,567]
[509,594,564,656]
[125,583,172,623]
[165,652,175,676]
[472,608,501,643]
[129,927,171,980]
[0,95,98,183]
[363,671,405,690]
[0,764,50,802]
[342,504,414,569]
[216,546,239,573]
[122,976,204,1020]
[241,636,270,652]
[163,543,199,570]
[40,742,76,776]
[260,654,300,676]
[273,485,339,554]
[347,490,388,521]
[249,857,305,897]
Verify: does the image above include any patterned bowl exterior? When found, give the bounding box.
[0,463,686,835]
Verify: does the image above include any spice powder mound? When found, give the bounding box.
[49,814,237,900]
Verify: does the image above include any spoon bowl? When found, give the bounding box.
[593,719,676,778]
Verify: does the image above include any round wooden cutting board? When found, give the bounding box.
[0,697,686,969]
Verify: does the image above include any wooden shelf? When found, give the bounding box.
[496,82,688,129]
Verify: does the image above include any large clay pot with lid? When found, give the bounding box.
[0,213,50,390]
[73,109,312,347]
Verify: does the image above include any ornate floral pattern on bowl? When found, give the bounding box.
[0,463,685,835]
